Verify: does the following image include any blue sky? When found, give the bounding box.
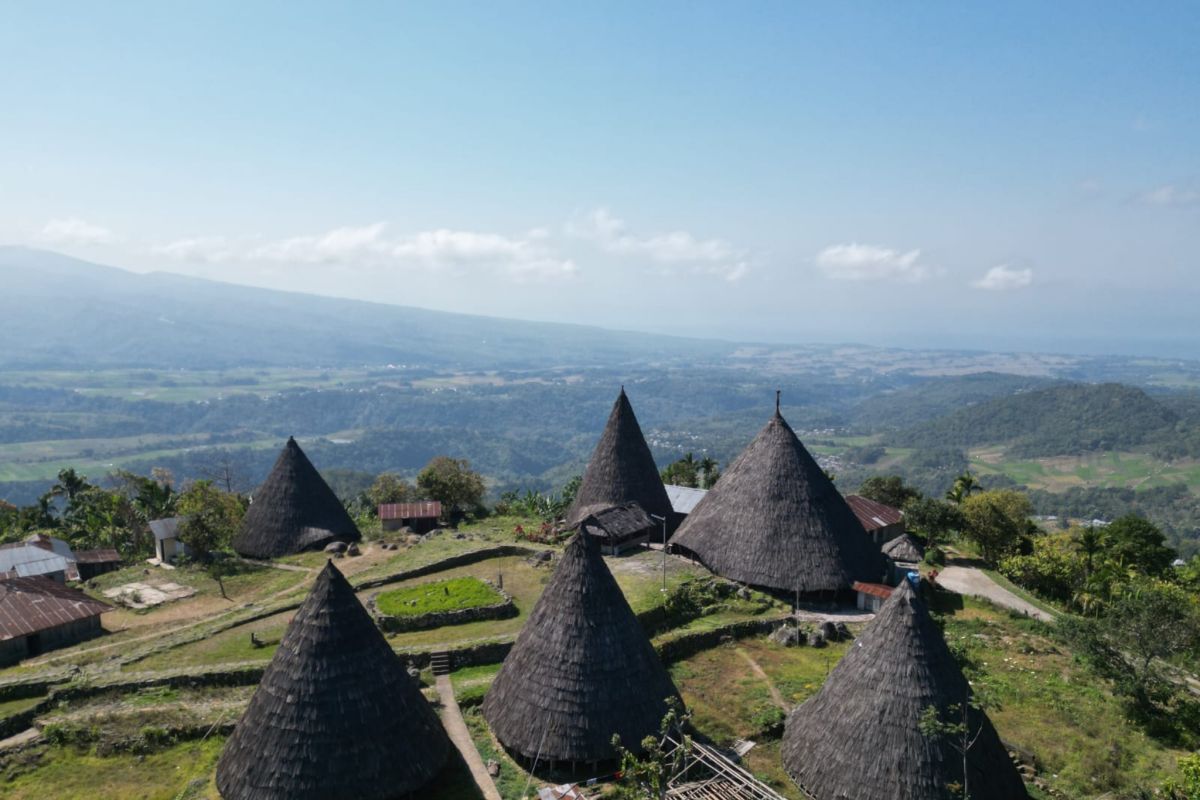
[2,2,1197,356]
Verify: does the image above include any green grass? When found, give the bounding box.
[0,738,225,799]
[376,577,506,617]
[969,447,1200,494]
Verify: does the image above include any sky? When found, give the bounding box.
[1,2,1198,357]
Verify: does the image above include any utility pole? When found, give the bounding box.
[650,513,668,592]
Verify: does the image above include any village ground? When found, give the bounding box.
[0,517,1189,800]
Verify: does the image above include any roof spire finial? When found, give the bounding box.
[776,389,781,414]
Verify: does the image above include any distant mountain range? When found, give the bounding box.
[0,247,732,370]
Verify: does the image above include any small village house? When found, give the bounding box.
[578,502,658,555]
[0,543,71,583]
[664,483,707,533]
[0,576,111,665]
[852,580,893,612]
[844,494,905,545]
[150,517,189,564]
[881,533,925,583]
[17,533,121,580]
[379,501,442,534]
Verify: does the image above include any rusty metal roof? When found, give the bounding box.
[378,501,442,520]
[74,548,122,565]
[0,576,111,640]
[844,494,905,532]
[852,581,895,600]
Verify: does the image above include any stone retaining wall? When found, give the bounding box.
[368,578,517,633]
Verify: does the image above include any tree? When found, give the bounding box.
[660,453,699,488]
[366,473,417,510]
[416,457,486,519]
[1062,579,1200,720]
[611,699,691,800]
[698,456,720,489]
[1164,753,1200,800]
[918,698,986,800]
[176,480,244,561]
[901,497,964,551]
[857,475,921,510]
[1102,514,1176,576]
[960,490,1034,565]
[945,471,981,505]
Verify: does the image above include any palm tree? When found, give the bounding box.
[1074,525,1104,580]
[945,471,980,505]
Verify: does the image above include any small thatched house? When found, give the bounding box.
[671,399,883,595]
[782,579,1029,800]
[482,531,680,766]
[566,388,672,527]
[845,494,906,545]
[216,561,450,799]
[232,437,361,559]
[0,576,110,665]
[578,502,658,555]
[883,533,925,565]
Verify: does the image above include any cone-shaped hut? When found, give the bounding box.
[216,561,449,799]
[232,437,360,558]
[565,387,672,526]
[671,397,883,594]
[482,531,680,765]
[781,579,1028,799]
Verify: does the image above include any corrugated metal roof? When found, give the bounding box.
[74,549,121,565]
[0,576,110,640]
[25,533,75,561]
[0,544,70,580]
[665,484,707,515]
[379,501,442,520]
[852,581,894,600]
[844,494,904,532]
[149,517,183,542]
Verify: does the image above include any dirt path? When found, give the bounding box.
[735,647,787,710]
[936,564,1057,624]
[435,674,502,800]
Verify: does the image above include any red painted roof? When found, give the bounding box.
[379,501,442,520]
[844,494,905,532]
[852,581,895,600]
[0,576,110,640]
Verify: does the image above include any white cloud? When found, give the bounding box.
[568,208,749,282]
[1138,184,1200,207]
[972,264,1033,291]
[815,243,931,283]
[38,218,120,245]
[154,223,576,283]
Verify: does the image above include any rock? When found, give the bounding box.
[399,525,414,535]
[835,622,851,641]
[808,632,826,648]
[407,664,421,680]
[454,532,466,540]
[486,759,500,777]
[770,625,802,647]
[736,585,752,600]
[324,541,348,554]
[532,550,553,563]
[346,542,360,556]
[819,621,839,642]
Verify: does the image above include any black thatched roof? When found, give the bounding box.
[671,404,883,593]
[217,561,449,800]
[232,437,360,559]
[482,531,680,763]
[781,580,1028,800]
[579,502,656,542]
[566,388,672,526]
[882,533,925,563]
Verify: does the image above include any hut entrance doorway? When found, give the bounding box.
[25,632,42,657]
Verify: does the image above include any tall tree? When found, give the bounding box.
[857,475,922,509]
[960,489,1034,564]
[176,480,245,561]
[416,457,486,519]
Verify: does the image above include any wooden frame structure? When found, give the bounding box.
[660,735,792,800]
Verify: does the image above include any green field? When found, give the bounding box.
[375,576,506,617]
[970,447,1200,492]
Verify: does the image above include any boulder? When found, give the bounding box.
[819,621,839,642]
[770,625,803,647]
[486,759,500,777]
[835,622,851,641]
[324,541,348,554]
[346,542,361,556]
[808,631,827,648]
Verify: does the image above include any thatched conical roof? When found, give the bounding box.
[482,531,680,763]
[782,580,1028,800]
[883,533,926,563]
[217,561,449,800]
[671,402,883,593]
[566,388,672,525]
[232,437,360,559]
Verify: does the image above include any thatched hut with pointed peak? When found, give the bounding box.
[217,561,449,799]
[566,387,672,527]
[232,437,360,559]
[782,579,1029,800]
[482,531,680,766]
[671,395,883,595]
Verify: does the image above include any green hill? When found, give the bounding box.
[890,382,1183,458]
